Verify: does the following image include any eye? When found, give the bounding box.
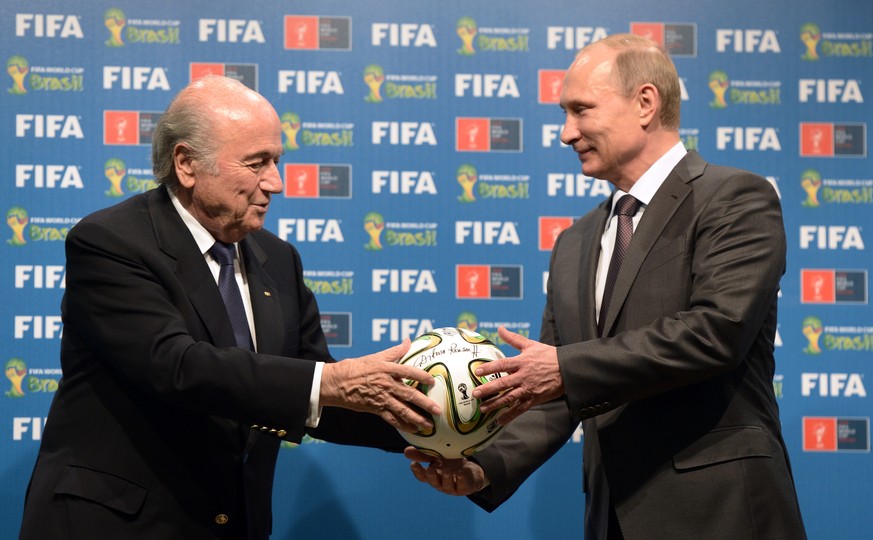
[561,105,585,118]
[246,157,278,172]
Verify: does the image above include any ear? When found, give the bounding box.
[637,83,659,128]
[173,143,197,189]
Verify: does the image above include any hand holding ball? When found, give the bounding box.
[396,327,507,459]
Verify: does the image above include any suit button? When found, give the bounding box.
[277,429,287,437]
[215,514,229,525]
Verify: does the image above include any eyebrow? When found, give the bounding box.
[560,97,588,110]
[242,149,284,162]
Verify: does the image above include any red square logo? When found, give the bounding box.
[190,63,225,82]
[538,70,565,104]
[456,118,491,152]
[800,123,835,157]
[803,417,837,452]
[285,16,319,50]
[630,23,665,46]
[456,265,490,298]
[104,111,139,145]
[801,269,836,304]
[284,164,319,198]
[539,217,573,251]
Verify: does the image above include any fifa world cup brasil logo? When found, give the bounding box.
[363,212,385,250]
[7,207,29,246]
[456,164,478,203]
[7,56,29,95]
[281,112,302,151]
[5,359,27,398]
[104,158,127,197]
[800,22,821,61]
[801,169,822,207]
[457,311,478,332]
[802,316,824,355]
[708,71,729,109]
[457,17,477,56]
[363,64,385,103]
[105,8,126,47]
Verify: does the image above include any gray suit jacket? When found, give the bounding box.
[471,152,806,540]
[20,186,405,540]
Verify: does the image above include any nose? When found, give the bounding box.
[560,117,580,146]
[260,161,283,194]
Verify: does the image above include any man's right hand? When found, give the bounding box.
[320,341,441,434]
[404,447,488,496]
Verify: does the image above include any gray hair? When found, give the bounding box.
[151,77,242,190]
[585,33,681,131]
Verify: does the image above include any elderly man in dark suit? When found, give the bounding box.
[406,33,807,540]
[20,75,439,540]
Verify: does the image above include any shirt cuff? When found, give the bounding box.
[306,361,324,428]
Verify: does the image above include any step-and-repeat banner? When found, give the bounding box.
[2,0,870,537]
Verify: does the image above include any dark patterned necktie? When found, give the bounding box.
[598,195,642,337]
[209,241,253,349]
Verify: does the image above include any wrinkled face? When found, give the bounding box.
[559,47,645,186]
[187,101,284,243]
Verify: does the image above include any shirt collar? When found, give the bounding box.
[624,141,687,207]
[167,187,229,256]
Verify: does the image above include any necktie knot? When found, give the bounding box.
[209,242,236,267]
[614,195,641,217]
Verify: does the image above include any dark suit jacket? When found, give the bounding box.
[471,152,806,539]
[20,186,405,540]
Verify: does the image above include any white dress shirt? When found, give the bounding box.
[595,142,687,322]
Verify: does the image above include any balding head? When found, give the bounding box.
[574,33,681,130]
[152,76,275,191]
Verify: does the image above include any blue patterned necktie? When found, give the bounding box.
[209,241,253,350]
[598,195,642,337]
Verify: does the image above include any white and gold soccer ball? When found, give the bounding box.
[397,326,507,459]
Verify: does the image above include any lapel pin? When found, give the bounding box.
[264,291,272,297]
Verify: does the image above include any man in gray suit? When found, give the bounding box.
[406,33,807,540]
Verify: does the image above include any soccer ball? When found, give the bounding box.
[397,326,507,459]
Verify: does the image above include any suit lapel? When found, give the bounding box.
[598,152,704,336]
[149,188,273,460]
[239,236,284,356]
[149,187,236,348]
[577,201,610,341]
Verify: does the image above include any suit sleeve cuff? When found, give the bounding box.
[307,361,324,428]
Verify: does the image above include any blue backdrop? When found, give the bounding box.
[2,0,871,538]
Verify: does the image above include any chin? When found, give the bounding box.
[242,219,266,235]
[580,166,599,178]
